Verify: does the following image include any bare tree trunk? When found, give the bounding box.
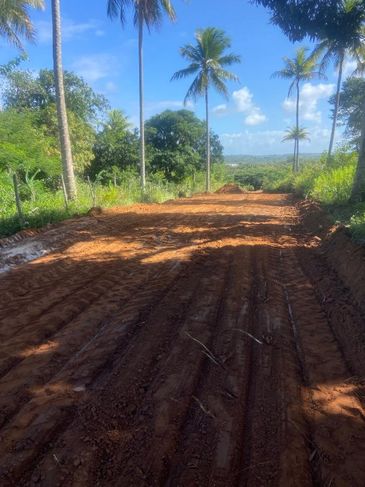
[51,0,76,200]
[328,52,344,165]
[292,139,297,172]
[138,9,146,190]
[351,109,365,202]
[295,79,300,172]
[13,173,24,226]
[60,174,69,211]
[205,87,211,192]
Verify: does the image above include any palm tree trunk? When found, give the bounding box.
[328,52,344,165]
[292,139,297,172]
[351,106,365,202]
[295,79,300,172]
[138,8,146,190]
[205,87,211,192]
[51,0,76,200]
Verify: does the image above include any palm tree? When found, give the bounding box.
[273,47,321,172]
[0,0,44,50]
[51,0,76,199]
[172,27,240,192]
[107,0,176,190]
[282,126,310,170]
[312,1,365,164]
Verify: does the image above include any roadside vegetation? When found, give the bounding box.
[229,149,365,241]
[1,0,365,243]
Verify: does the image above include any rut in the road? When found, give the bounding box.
[0,193,365,486]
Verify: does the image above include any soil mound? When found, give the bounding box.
[87,206,103,217]
[215,183,245,194]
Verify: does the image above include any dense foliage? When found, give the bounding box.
[329,77,365,149]
[146,110,223,182]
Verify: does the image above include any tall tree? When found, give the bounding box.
[282,126,310,170]
[272,47,320,172]
[172,27,240,191]
[145,109,223,182]
[255,0,365,201]
[0,0,44,50]
[107,0,176,190]
[51,0,76,199]
[329,77,365,149]
[311,0,365,163]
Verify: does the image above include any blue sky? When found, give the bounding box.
[0,0,355,155]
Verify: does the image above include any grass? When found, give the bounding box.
[0,167,229,238]
[227,152,365,242]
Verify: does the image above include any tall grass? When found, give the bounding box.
[0,165,229,238]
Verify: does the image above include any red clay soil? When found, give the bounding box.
[1,192,365,486]
[215,183,245,194]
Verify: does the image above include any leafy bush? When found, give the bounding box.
[311,163,356,205]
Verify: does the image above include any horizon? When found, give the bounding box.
[0,0,353,155]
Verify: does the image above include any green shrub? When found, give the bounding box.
[311,163,356,205]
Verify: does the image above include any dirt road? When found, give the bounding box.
[1,192,365,486]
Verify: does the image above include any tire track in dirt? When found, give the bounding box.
[0,193,364,486]
[280,246,365,486]
[18,246,232,486]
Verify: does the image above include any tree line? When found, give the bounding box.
[2,0,365,204]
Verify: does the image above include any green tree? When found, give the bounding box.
[254,0,365,200]
[39,106,96,174]
[1,68,105,173]
[145,109,223,183]
[51,0,76,199]
[311,0,365,162]
[0,110,57,176]
[329,77,365,149]
[253,0,365,42]
[282,126,310,170]
[88,110,139,181]
[272,47,321,172]
[2,69,108,122]
[172,27,240,191]
[107,0,176,190]
[2,68,109,124]
[0,0,44,50]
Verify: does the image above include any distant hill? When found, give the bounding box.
[224,154,321,165]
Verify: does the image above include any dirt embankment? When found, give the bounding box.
[298,199,365,313]
[0,192,365,486]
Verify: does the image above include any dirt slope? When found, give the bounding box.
[0,192,365,486]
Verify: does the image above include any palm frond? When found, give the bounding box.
[171,63,200,81]
[183,72,205,104]
[172,27,240,103]
[0,0,45,48]
[210,71,229,98]
[107,0,132,24]
[218,53,242,67]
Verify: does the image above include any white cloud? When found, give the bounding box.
[245,109,267,126]
[212,104,228,115]
[72,54,117,82]
[35,19,103,43]
[283,82,335,123]
[232,87,267,126]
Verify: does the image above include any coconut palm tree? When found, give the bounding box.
[273,47,321,172]
[172,27,240,192]
[51,0,76,199]
[312,1,365,164]
[0,0,44,50]
[282,126,310,170]
[107,0,176,190]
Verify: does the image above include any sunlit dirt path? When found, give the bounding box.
[1,192,365,486]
